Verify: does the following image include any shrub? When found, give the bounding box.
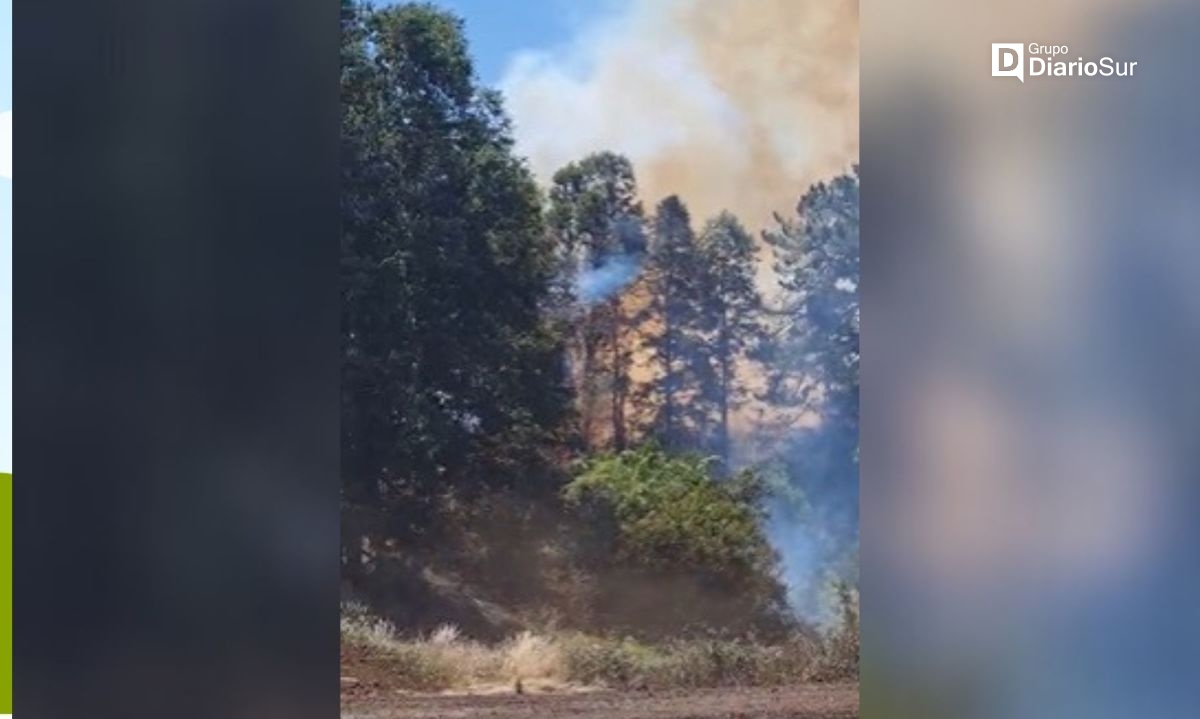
[558,633,819,689]
[565,446,769,572]
[559,635,663,687]
[562,444,792,637]
[809,581,859,680]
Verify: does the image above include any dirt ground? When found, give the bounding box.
[342,682,859,719]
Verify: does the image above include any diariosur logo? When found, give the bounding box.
[992,43,1138,82]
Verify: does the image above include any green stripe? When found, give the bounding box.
[0,474,10,713]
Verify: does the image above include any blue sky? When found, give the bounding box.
[375,0,624,84]
[1,0,10,473]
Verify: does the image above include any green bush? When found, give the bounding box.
[564,446,773,578]
[562,444,791,637]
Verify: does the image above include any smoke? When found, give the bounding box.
[572,213,648,306]
[768,416,860,627]
[575,252,642,306]
[769,514,837,627]
[501,0,859,227]
[501,0,860,624]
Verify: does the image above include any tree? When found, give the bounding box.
[765,168,859,427]
[699,212,763,463]
[761,168,860,603]
[547,152,646,450]
[638,196,710,448]
[340,3,569,559]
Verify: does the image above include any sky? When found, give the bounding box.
[383,0,624,85]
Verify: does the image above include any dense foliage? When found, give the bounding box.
[341,2,569,551]
[564,445,790,637]
[565,446,773,577]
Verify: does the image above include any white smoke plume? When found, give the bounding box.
[501,0,859,228]
[575,252,642,305]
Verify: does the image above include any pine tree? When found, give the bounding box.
[765,168,860,424]
[762,167,860,591]
[640,196,709,448]
[548,153,646,450]
[698,211,763,463]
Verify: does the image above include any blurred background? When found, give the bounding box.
[862,0,1200,716]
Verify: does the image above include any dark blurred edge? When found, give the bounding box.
[14,1,339,717]
[858,5,949,715]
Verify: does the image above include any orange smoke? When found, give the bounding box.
[501,0,859,229]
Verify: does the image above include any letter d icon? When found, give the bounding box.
[992,43,1024,82]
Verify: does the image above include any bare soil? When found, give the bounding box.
[342,682,859,718]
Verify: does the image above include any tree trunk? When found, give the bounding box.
[610,296,627,450]
[580,320,598,451]
[717,312,731,462]
[663,312,675,445]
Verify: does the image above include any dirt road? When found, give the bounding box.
[342,682,858,719]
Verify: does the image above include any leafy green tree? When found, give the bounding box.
[640,196,710,448]
[698,212,763,462]
[548,152,646,450]
[340,3,569,559]
[563,444,791,637]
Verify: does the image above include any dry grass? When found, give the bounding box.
[341,601,855,693]
[341,603,567,690]
[503,630,567,681]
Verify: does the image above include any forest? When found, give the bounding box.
[340,0,859,695]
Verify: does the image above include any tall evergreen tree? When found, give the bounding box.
[548,152,646,450]
[765,168,860,423]
[699,212,763,463]
[341,3,569,557]
[641,196,708,448]
[762,167,860,591]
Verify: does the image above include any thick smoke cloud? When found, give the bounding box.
[501,0,859,227]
